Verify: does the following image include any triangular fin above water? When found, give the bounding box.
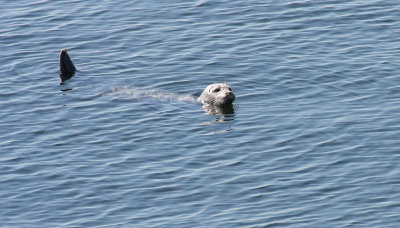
[59,49,76,84]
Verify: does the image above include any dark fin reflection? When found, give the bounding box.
[59,49,76,84]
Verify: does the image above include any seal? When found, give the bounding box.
[59,49,76,84]
[57,50,236,114]
[198,83,235,107]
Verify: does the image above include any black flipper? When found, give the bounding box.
[59,49,76,84]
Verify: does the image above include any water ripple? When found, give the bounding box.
[1,0,400,227]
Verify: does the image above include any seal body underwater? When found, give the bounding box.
[59,49,76,84]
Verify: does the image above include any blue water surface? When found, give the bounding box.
[1,0,400,227]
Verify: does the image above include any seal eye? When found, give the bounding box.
[213,88,220,93]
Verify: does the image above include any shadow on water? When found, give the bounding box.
[60,88,73,92]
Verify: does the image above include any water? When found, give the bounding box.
[2,0,400,227]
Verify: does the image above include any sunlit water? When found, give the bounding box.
[1,0,400,227]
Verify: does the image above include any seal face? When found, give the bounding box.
[198,83,235,107]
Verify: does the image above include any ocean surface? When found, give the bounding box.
[1,0,400,227]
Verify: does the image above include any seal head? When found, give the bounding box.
[198,83,235,107]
